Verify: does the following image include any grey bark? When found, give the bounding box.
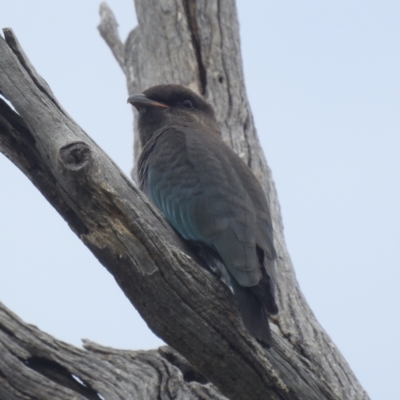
[0,301,226,400]
[0,1,369,399]
[99,1,369,399]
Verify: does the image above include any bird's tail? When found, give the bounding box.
[230,278,273,347]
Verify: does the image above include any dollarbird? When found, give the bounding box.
[128,84,278,346]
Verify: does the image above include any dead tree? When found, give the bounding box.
[0,1,369,399]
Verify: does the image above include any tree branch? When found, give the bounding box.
[0,26,342,400]
[0,0,370,397]
[99,1,369,399]
[0,301,226,400]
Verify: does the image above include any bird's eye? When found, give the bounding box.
[181,98,195,109]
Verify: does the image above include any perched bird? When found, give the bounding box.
[128,84,278,346]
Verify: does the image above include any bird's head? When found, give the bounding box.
[128,84,221,146]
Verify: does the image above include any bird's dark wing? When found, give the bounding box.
[138,126,278,343]
[191,127,277,299]
[224,148,278,313]
[139,126,263,283]
[139,125,276,286]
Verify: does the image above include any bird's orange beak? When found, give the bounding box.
[127,94,169,112]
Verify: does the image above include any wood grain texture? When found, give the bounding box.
[0,301,226,400]
[0,27,346,400]
[99,1,369,399]
[0,0,370,398]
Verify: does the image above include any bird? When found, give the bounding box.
[128,84,278,346]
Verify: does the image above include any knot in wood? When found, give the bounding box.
[59,142,92,171]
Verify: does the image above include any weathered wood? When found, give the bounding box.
[99,1,369,399]
[0,0,370,398]
[0,301,226,400]
[0,25,345,399]
[0,27,345,400]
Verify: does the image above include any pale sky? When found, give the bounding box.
[1,2,399,399]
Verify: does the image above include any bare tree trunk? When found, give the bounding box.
[99,1,369,398]
[0,1,369,399]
